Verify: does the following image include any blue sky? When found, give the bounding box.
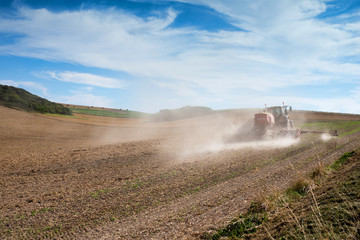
[1,0,360,113]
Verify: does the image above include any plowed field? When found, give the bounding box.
[1,106,360,239]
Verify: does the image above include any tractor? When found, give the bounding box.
[225,103,337,143]
[253,104,300,138]
[252,103,337,139]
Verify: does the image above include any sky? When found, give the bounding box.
[1,0,360,113]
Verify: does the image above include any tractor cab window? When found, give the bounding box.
[271,108,282,117]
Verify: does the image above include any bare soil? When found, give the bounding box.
[1,106,360,239]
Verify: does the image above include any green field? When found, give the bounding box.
[70,108,146,118]
[300,121,360,137]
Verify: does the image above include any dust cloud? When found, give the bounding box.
[177,133,300,157]
[157,112,300,158]
[321,133,333,141]
[65,108,302,161]
[200,137,299,154]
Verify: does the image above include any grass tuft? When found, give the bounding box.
[311,162,327,181]
[330,151,356,170]
[203,201,267,239]
[286,177,310,199]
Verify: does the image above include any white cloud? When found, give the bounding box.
[0,7,178,70]
[287,96,360,114]
[176,0,326,30]
[335,9,360,21]
[0,80,20,87]
[0,1,360,112]
[55,93,114,108]
[222,91,360,114]
[151,80,198,97]
[0,80,48,95]
[46,71,125,89]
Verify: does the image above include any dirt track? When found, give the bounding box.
[1,106,360,239]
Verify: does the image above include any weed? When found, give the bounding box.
[204,202,267,239]
[123,179,144,190]
[31,207,54,216]
[187,186,201,194]
[330,151,355,170]
[286,177,310,199]
[14,214,27,221]
[90,189,109,199]
[40,207,53,212]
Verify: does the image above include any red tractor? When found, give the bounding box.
[225,103,337,143]
[253,104,300,138]
[253,104,337,139]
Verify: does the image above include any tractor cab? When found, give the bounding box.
[268,106,283,118]
[264,104,293,128]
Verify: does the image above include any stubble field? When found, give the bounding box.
[1,106,360,239]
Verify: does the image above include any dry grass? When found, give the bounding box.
[326,138,338,150]
[286,176,310,198]
[310,162,327,181]
[246,149,360,240]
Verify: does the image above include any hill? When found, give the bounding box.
[150,105,214,121]
[0,84,71,115]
